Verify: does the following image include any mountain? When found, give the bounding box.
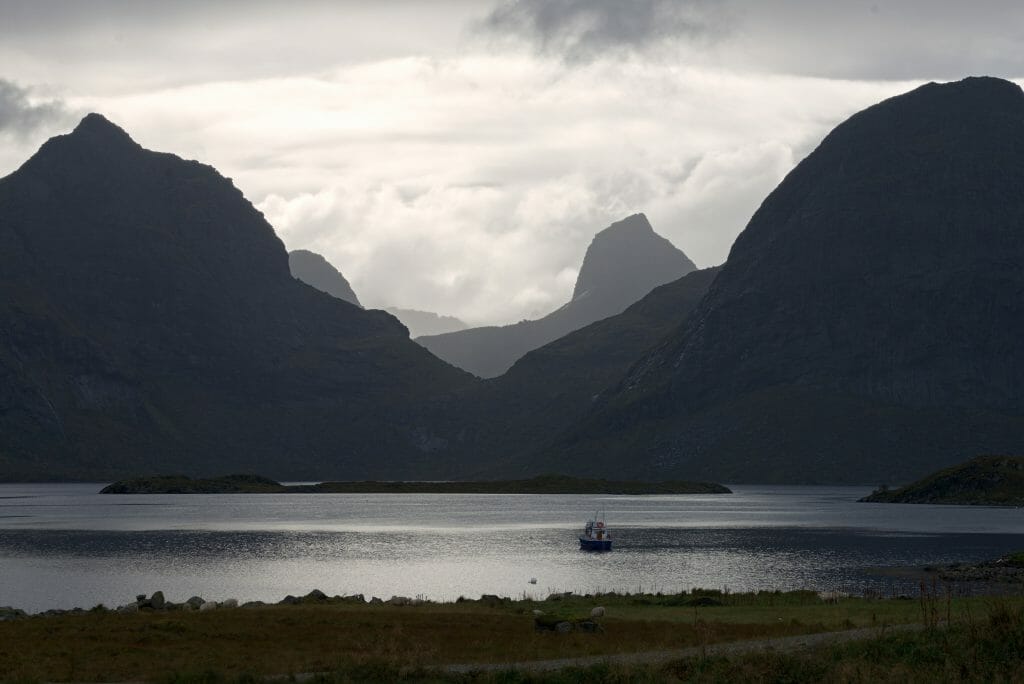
[0,114,472,481]
[288,249,361,307]
[433,266,720,471]
[286,251,467,337]
[417,213,696,378]
[543,77,1024,484]
[384,307,468,338]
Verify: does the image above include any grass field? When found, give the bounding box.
[2,588,1023,682]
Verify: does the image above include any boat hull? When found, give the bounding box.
[579,536,612,551]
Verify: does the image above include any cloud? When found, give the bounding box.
[477,0,1024,81]
[0,79,68,136]
[477,0,729,63]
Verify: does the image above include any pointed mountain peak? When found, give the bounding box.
[572,213,696,302]
[69,113,140,148]
[599,213,654,236]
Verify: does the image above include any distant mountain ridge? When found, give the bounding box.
[417,213,696,377]
[286,249,468,337]
[288,249,362,307]
[384,308,468,338]
[543,77,1024,484]
[0,114,471,481]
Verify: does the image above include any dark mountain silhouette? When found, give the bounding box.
[542,77,1024,484]
[440,267,720,470]
[384,307,468,338]
[288,249,361,307]
[286,250,466,337]
[0,114,472,481]
[417,213,696,377]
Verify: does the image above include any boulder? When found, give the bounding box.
[555,621,574,633]
[221,598,238,609]
[150,591,166,609]
[278,595,301,606]
[199,601,218,611]
[546,592,573,601]
[387,596,412,606]
[818,591,849,604]
[590,606,605,618]
[186,596,205,610]
[0,607,26,621]
[686,596,724,607]
[304,589,328,602]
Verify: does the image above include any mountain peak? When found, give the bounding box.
[602,213,654,235]
[68,113,139,148]
[571,213,695,302]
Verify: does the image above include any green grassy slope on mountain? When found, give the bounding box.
[861,455,1024,505]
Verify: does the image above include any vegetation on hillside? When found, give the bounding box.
[860,455,1024,505]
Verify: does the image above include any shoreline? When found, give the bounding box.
[98,473,733,495]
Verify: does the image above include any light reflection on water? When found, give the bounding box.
[0,483,1022,613]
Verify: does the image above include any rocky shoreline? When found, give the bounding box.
[868,552,1024,587]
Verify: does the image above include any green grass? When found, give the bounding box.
[2,590,1022,683]
[157,601,1024,683]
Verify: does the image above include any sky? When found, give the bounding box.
[1,1,1023,325]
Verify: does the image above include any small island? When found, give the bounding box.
[859,455,1024,505]
[100,473,732,495]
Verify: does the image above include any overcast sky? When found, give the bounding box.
[2,1,1022,325]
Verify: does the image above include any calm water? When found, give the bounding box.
[1,483,1023,613]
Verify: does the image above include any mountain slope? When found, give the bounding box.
[286,250,467,337]
[384,308,468,338]
[860,455,1024,505]
[0,114,472,481]
[437,267,720,470]
[288,249,362,307]
[417,213,696,378]
[545,77,1024,484]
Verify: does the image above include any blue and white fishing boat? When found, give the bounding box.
[579,511,612,551]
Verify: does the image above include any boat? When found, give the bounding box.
[579,511,612,551]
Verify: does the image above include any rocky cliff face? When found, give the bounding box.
[546,77,1024,484]
[288,249,362,308]
[0,114,472,481]
[416,213,696,378]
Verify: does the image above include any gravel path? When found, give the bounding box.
[443,622,929,674]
